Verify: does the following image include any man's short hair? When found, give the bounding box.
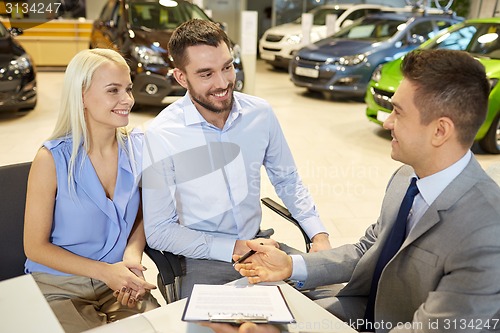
[168,19,232,71]
[401,49,489,147]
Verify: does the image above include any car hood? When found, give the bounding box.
[298,38,383,60]
[478,57,500,79]
[131,27,172,52]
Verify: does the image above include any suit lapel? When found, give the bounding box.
[400,157,483,250]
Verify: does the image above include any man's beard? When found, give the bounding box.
[188,81,235,114]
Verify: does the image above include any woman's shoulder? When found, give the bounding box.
[43,136,72,151]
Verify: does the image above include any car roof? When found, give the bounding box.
[362,11,460,21]
[314,3,386,10]
[464,17,500,24]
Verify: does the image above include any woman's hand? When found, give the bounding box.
[101,261,156,307]
[113,286,141,308]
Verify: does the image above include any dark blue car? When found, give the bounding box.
[289,11,462,99]
[0,21,37,112]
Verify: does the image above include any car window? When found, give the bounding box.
[313,8,347,25]
[468,24,500,58]
[345,9,376,21]
[337,18,404,41]
[179,2,211,20]
[99,0,118,21]
[129,1,209,29]
[428,19,454,40]
[294,8,346,25]
[435,20,454,32]
[111,2,123,26]
[430,25,477,50]
[409,21,434,40]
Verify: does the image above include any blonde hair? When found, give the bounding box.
[49,48,132,188]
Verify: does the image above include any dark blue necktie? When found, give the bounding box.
[362,177,419,331]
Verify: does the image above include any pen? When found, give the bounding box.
[232,243,263,267]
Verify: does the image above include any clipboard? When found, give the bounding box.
[181,284,296,324]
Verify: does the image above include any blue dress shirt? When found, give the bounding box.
[142,92,327,262]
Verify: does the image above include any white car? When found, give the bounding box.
[259,4,391,69]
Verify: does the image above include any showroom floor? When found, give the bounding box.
[2,60,499,305]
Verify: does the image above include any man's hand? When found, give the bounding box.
[200,322,280,333]
[233,238,279,256]
[233,240,292,284]
[310,233,331,252]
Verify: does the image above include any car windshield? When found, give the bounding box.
[128,0,210,29]
[294,7,347,25]
[427,22,500,59]
[335,17,405,41]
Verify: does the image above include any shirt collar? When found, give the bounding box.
[414,150,472,207]
[182,92,243,129]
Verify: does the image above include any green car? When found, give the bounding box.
[365,18,500,154]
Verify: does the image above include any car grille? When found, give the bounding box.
[292,58,332,85]
[265,34,284,42]
[371,87,393,110]
[293,74,332,85]
[296,58,324,67]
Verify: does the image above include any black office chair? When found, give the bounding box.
[145,197,311,304]
[0,162,31,281]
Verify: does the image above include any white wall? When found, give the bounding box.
[470,0,500,18]
[86,0,107,20]
[199,0,246,44]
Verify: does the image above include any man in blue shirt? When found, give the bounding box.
[142,19,331,298]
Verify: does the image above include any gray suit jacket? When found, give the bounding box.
[300,157,500,333]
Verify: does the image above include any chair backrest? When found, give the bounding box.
[0,162,31,281]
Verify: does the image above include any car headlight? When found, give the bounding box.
[4,53,33,78]
[232,44,242,65]
[338,54,366,66]
[131,45,166,66]
[371,64,384,83]
[286,34,301,44]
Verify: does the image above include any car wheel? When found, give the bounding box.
[479,113,500,154]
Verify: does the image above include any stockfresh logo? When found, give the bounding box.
[0,0,85,30]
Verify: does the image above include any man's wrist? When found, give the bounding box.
[289,255,307,282]
[311,232,329,242]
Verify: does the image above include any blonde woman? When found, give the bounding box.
[24,48,159,333]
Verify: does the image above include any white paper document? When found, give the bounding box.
[182,284,295,324]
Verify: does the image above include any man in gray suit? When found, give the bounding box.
[231,49,500,333]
